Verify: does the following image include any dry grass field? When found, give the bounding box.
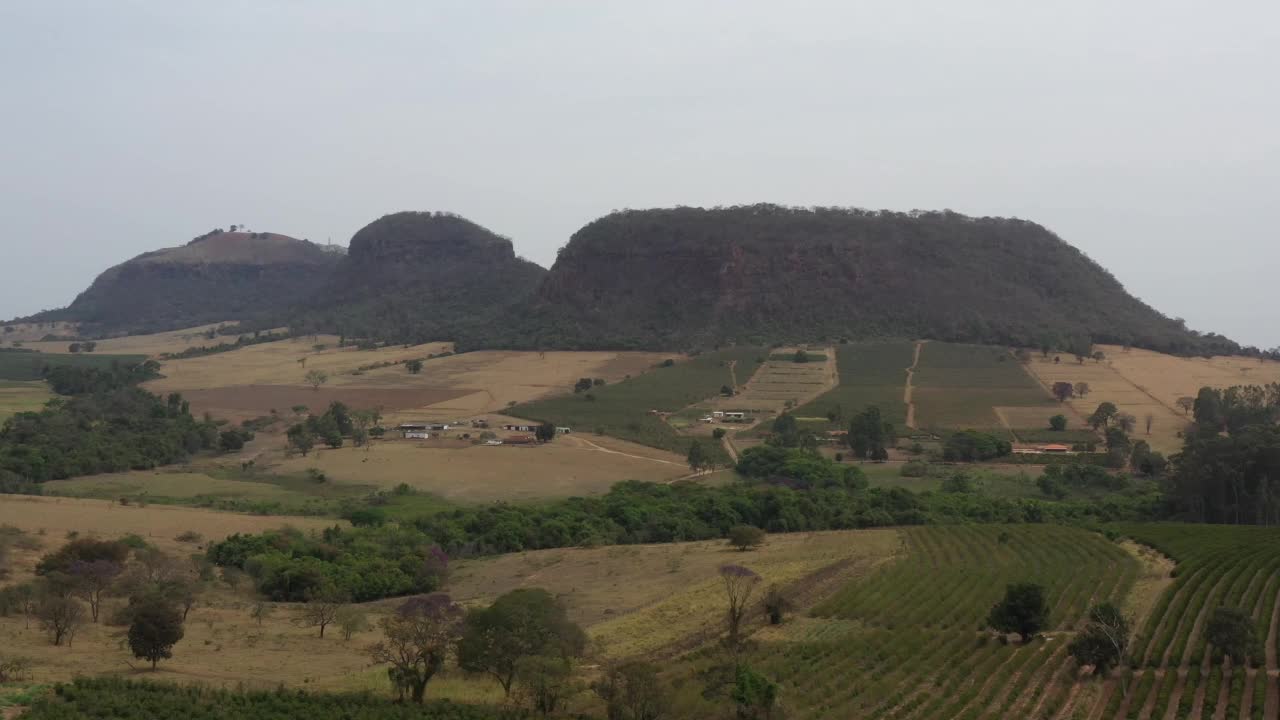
[0,380,52,422]
[22,323,240,356]
[447,529,901,638]
[144,336,452,390]
[267,435,686,503]
[1101,344,1280,411]
[143,337,668,424]
[0,516,896,702]
[0,321,78,344]
[0,495,337,557]
[1025,354,1191,453]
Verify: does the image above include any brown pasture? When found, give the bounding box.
[177,384,470,420]
[265,435,686,503]
[1023,355,1188,453]
[1101,344,1280,411]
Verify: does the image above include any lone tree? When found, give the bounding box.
[369,594,464,704]
[1176,396,1195,415]
[535,422,557,444]
[1051,382,1074,402]
[1115,413,1137,435]
[1088,402,1119,430]
[304,369,329,391]
[728,525,766,552]
[295,587,348,638]
[687,440,709,472]
[1068,602,1130,680]
[1074,382,1091,398]
[127,595,185,670]
[406,359,424,374]
[764,585,790,625]
[792,350,809,363]
[720,564,761,649]
[1049,414,1068,432]
[457,588,586,698]
[1206,607,1258,664]
[987,582,1048,642]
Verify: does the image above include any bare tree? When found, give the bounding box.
[1073,382,1091,398]
[719,564,761,649]
[369,594,464,704]
[295,587,347,638]
[1144,414,1154,436]
[35,594,84,646]
[1176,396,1194,415]
[250,601,272,626]
[1116,413,1137,435]
[304,369,329,391]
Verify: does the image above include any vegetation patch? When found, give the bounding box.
[509,348,763,462]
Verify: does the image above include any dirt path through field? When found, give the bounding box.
[563,435,685,467]
[1162,669,1187,720]
[903,341,924,429]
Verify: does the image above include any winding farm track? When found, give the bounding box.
[1266,588,1280,718]
[903,340,924,429]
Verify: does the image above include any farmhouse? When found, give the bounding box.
[723,411,746,420]
[1041,444,1072,454]
[504,434,537,445]
[555,426,572,434]
[503,423,538,432]
[398,423,430,439]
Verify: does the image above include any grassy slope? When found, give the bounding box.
[912,342,1054,430]
[509,347,762,461]
[791,341,915,427]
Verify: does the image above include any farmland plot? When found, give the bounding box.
[911,342,1055,432]
[1024,354,1188,453]
[1092,524,1280,720]
[689,525,1136,720]
[510,347,762,461]
[792,342,915,427]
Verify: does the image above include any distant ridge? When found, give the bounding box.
[285,212,547,342]
[461,204,1239,355]
[20,230,340,336]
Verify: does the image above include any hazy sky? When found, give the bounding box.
[2,1,1277,347]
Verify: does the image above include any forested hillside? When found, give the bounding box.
[20,230,340,336]
[285,212,546,343]
[469,205,1239,355]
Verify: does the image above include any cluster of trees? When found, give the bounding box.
[158,331,288,360]
[942,430,1012,462]
[846,406,894,461]
[285,402,384,455]
[1164,384,1280,524]
[42,360,161,395]
[66,341,97,353]
[0,387,223,482]
[1036,463,1131,498]
[206,525,448,602]
[0,537,195,670]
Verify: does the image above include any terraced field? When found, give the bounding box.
[715,525,1137,720]
[1095,524,1280,720]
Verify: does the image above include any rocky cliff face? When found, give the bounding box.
[494,205,1233,354]
[292,212,546,341]
[31,231,340,336]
